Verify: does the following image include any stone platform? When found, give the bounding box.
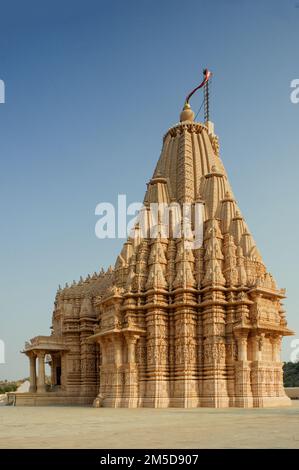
[6,392,94,406]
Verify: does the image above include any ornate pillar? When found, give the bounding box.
[79,298,98,398]
[270,334,285,398]
[144,307,169,408]
[50,355,55,387]
[93,338,108,407]
[251,333,266,407]
[224,293,237,406]
[201,299,228,408]
[63,299,81,395]
[234,331,253,407]
[171,238,199,408]
[29,353,37,393]
[144,235,170,408]
[100,339,108,365]
[123,333,139,407]
[200,219,229,408]
[37,351,46,393]
[173,299,199,408]
[114,337,122,366]
[99,338,109,394]
[236,332,248,361]
[253,333,264,361]
[114,336,122,404]
[127,335,138,364]
[271,335,281,362]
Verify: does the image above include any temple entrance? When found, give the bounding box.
[56,366,61,386]
[47,353,62,389]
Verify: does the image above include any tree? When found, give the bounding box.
[283,361,299,387]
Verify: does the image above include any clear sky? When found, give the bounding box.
[0,0,298,380]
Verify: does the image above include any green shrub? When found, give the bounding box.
[283,362,299,387]
[0,384,18,394]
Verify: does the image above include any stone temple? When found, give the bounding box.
[19,89,293,408]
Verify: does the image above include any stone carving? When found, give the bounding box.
[23,98,292,409]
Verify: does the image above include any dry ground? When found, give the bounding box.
[1,402,299,449]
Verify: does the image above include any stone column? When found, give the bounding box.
[50,355,55,387]
[123,334,139,407]
[94,338,108,407]
[251,333,267,406]
[234,331,252,407]
[270,335,284,398]
[271,335,281,362]
[37,351,46,393]
[29,353,37,393]
[114,338,122,366]
[127,335,138,364]
[236,332,248,361]
[100,339,108,365]
[253,333,264,361]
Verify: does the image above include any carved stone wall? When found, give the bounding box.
[26,108,293,408]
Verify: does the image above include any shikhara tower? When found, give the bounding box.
[20,80,293,408]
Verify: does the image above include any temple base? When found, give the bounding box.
[7,392,94,407]
[9,392,293,408]
[252,395,292,408]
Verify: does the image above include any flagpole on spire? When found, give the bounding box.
[204,72,210,123]
[180,68,212,123]
[184,68,212,107]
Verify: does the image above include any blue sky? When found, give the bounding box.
[0,0,299,380]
